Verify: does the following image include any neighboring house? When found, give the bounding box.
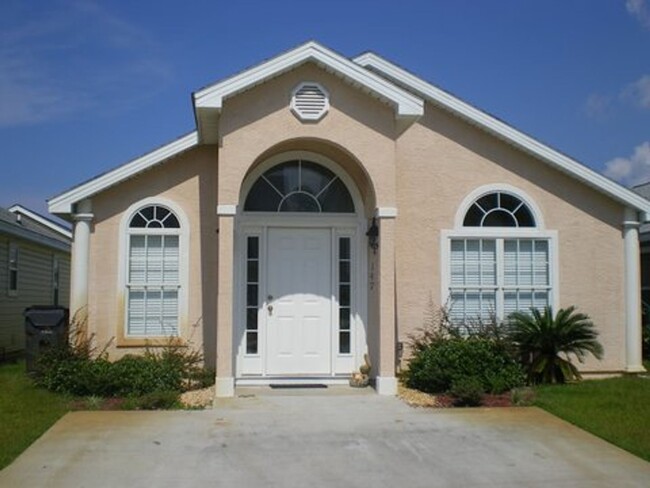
[48,41,649,397]
[0,205,71,360]
[632,182,650,323]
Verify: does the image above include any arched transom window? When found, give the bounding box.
[447,188,553,326]
[463,191,535,227]
[126,204,181,337]
[244,160,355,213]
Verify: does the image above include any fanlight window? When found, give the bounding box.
[129,205,180,228]
[463,192,535,227]
[244,160,355,213]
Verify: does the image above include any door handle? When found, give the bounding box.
[267,304,273,316]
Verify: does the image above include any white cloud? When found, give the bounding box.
[627,0,650,28]
[622,75,650,109]
[0,0,172,127]
[604,142,650,186]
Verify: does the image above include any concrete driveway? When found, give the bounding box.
[1,388,649,487]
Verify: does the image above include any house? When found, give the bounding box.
[48,42,649,396]
[0,205,71,360]
[632,182,650,322]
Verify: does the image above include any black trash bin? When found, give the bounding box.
[24,306,69,373]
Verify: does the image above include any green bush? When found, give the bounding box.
[403,337,525,394]
[450,377,484,406]
[35,336,211,398]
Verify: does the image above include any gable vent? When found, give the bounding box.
[291,82,329,121]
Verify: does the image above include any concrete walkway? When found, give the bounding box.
[1,388,649,487]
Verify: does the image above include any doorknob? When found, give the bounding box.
[267,304,274,316]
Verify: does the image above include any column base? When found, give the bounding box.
[374,376,398,396]
[215,377,235,397]
[625,365,647,374]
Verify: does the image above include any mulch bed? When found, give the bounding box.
[398,384,513,408]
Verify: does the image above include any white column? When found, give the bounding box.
[375,207,398,395]
[215,204,236,397]
[70,199,93,326]
[623,207,645,373]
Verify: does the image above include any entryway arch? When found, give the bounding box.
[234,150,369,384]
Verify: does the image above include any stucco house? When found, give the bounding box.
[48,42,648,396]
[1,205,71,360]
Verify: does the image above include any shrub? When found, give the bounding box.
[508,306,603,384]
[34,327,212,399]
[403,337,525,394]
[510,387,536,406]
[122,390,180,410]
[450,377,484,406]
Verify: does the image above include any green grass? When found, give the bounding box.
[535,372,650,462]
[0,361,70,470]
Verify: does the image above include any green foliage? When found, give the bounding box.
[449,377,484,406]
[121,390,180,410]
[535,376,650,462]
[0,361,70,470]
[508,306,603,384]
[403,337,525,394]
[510,387,536,406]
[34,331,212,397]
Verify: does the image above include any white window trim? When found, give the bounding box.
[441,230,559,320]
[7,242,18,297]
[454,184,545,230]
[118,197,190,339]
[442,185,558,320]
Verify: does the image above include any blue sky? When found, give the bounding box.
[1,0,649,217]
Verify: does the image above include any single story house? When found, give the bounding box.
[48,42,649,396]
[1,205,71,360]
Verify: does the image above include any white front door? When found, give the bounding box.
[266,228,332,375]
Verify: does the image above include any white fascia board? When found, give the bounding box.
[8,205,72,239]
[48,132,199,215]
[355,53,650,216]
[193,41,423,119]
[0,221,71,253]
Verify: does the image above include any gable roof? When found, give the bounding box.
[48,132,198,214]
[0,206,70,252]
[48,42,650,220]
[354,52,650,219]
[8,204,72,239]
[193,41,424,143]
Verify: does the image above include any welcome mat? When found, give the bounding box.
[269,384,328,389]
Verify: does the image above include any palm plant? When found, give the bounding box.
[508,306,603,384]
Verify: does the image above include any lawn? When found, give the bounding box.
[0,361,70,470]
[535,371,650,462]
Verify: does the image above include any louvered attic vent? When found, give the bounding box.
[291,82,329,121]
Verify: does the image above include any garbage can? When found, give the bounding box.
[24,306,69,373]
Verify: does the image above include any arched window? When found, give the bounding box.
[244,160,355,213]
[446,188,553,326]
[463,191,535,227]
[126,204,181,337]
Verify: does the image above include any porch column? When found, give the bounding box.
[623,207,645,373]
[215,204,237,397]
[70,199,93,328]
[375,207,398,395]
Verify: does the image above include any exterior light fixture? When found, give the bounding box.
[366,217,379,254]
